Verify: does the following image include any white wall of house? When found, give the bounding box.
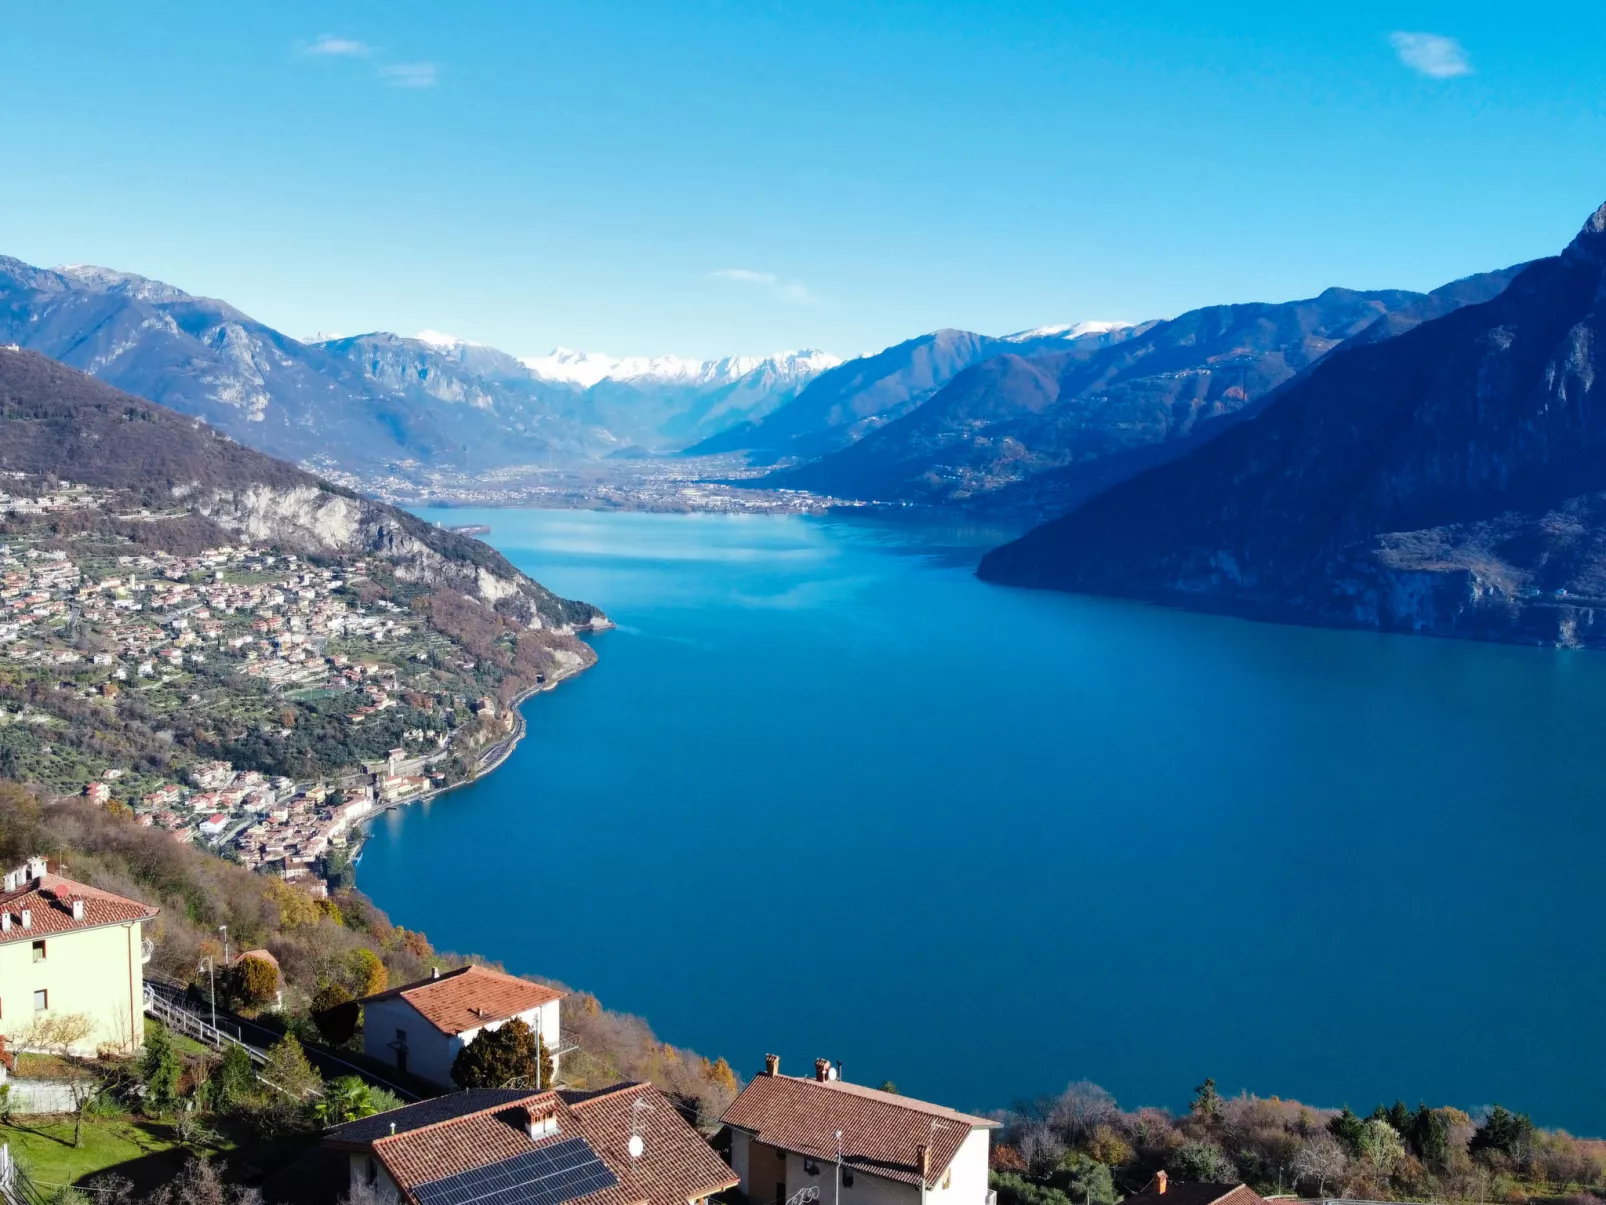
[361,995,560,1090]
[0,920,146,1056]
[730,1126,992,1205]
[348,1152,401,1204]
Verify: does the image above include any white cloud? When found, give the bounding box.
[305,35,370,58]
[1390,32,1472,79]
[379,61,438,89]
[709,268,819,306]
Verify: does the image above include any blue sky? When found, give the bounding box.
[2,2,1602,360]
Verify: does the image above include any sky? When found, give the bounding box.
[2,1,1604,361]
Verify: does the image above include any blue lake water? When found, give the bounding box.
[358,508,1606,1129]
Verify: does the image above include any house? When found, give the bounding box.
[722,1057,998,1205]
[0,858,159,1055]
[323,1080,737,1205]
[1119,1175,1270,1205]
[357,964,563,1090]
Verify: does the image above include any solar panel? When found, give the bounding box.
[413,1136,619,1205]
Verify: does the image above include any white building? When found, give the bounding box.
[723,1057,998,1205]
[357,964,563,1090]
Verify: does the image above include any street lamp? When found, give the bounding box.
[198,956,217,1032]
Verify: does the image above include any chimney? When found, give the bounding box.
[525,1105,558,1140]
[1156,1172,1168,1195]
[71,899,85,921]
[764,1054,780,1077]
[431,966,440,979]
[20,909,30,930]
[916,1145,931,1186]
[815,1058,831,1083]
[25,856,46,880]
[1,913,9,933]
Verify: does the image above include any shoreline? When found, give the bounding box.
[347,620,610,867]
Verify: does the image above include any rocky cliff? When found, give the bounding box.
[978,201,1606,650]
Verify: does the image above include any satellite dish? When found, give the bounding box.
[628,1135,645,1159]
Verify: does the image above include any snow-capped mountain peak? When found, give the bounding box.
[1003,320,1132,342]
[521,347,841,389]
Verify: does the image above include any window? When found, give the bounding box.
[33,989,47,1012]
[365,1157,379,1187]
[843,1172,855,1189]
[31,940,44,963]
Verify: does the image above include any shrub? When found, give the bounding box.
[231,955,278,1008]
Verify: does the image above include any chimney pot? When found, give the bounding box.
[815,1058,831,1083]
[71,899,84,921]
[431,966,439,979]
[20,909,30,930]
[1156,1171,1168,1195]
[1,913,9,932]
[764,1053,780,1077]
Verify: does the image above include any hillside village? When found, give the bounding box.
[0,473,528,886]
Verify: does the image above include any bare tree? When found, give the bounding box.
[1018,1123,1068,1176]
[1049,1082,1118,1144]
[1294,1134,1349,1198]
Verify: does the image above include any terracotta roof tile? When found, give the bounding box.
[0,873,157,946]
[360,964,564,1036]
[721,1075,996,1189]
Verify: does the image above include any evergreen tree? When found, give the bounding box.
[1327,1106,1366,1156]
[1190,1078,1222,1122]
[208,1043,255,1110]
[140,1025,183,1113]
[451,1018,547,1089]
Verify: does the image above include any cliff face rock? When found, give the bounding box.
[978,201,1606,650]
[774,273,1523,518]
[0,347,604,637]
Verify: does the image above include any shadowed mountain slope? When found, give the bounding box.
[978,201,1606,649]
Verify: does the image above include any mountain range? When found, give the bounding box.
[754,271,1525,518]
[0,256,837,476]
[979,200,1606,650]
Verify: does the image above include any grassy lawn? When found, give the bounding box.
[1,1114,190,1192]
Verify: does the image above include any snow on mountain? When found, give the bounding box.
[521,347,840,389]
[1003,320,1133,342]
[54,264,196,305]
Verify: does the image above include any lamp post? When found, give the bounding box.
[834,1131,843,1205]
[199,956,216,1032]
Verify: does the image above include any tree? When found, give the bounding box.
[231,956,278,1009]
[1190,1078,1222,1122]
[1017,1124,1068,1177]
[1294,1134,1348,1197]
[1173,1140,1236,1182]
[141,1024,184,1113]
[316,1076,380,1126]
[348,948,387,997]
[877,1080,898,1094]
[1327,1106,1367,1155]
[311,982,359,1045]
[260,1033,322,1100]
[1357,1118,1406,1175]
[1401,1104,1450,1165]
[1046,1153,1117,1205]
[990,1172,1073,1205]
[451,1018,548,1089]
[1470,1106,1537,1166]
[1049,1082,1118,1144]
[207,1044,255,1110]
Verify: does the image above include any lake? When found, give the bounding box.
[357,507,1606,1130]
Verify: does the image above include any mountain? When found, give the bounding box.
[684,325,1134,461]
[522,347,840,449]
[769,271,1525,517]
[978,201,1606,649]
[0,256,839,477]
[0,345,603,638]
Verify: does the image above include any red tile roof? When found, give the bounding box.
[360,964,564,1036]
[1124,1184,1267,1205]
[0,872,157,946]
[721,1074,996,1189]
[328,1082,737,1205]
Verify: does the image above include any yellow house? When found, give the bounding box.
[0,857,159,1056]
